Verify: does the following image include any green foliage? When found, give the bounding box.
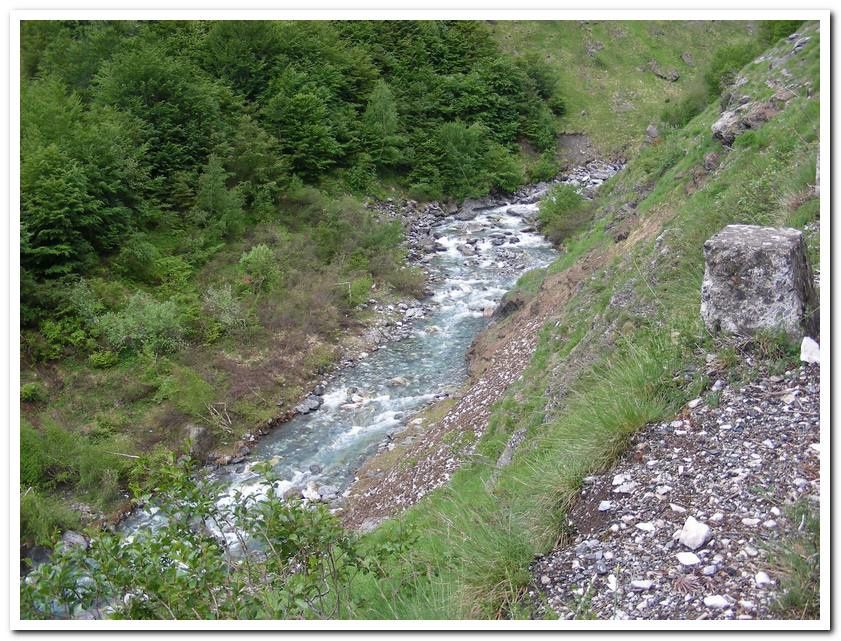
[21,382,47,403]
[758,21,804,45]
[100,293,186,355]
[20,489,81,548]
[88,350,119,369]
[362,80,403,168]
[191,155,245,241]
[239,244,279,292]
[202,284,245,332]
[348,274,373,307]
[20,460,403,619]
[537,184,591,244]
[768,501,820,619]
[703,42,761,97]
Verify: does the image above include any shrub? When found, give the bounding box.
[703,42,761,96]
[88,350,119,369]
[99,293,186,355]
[203,284,245,331]
[20,488,81,548]
[758,20,804,45]
[21,382,47,403]
[538,184,592,244]
[113,235,161,283]
[660,84,709,128]
[348,274,374,307]
[239,244,279,292]
[527,152,559,183]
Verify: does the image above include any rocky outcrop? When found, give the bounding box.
[701,225,818,340]
[711,101,778,146]
[648,60,679,82]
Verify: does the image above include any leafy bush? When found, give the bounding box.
[113,235,161,283]
[758,20,804,45]
[239,244,279,292]
[703,42,761,96]
[88,350,119,369]
[20,488,81,548]
[20,460,404,619]
[538,184,592,244]
[202,284,245,331]
[348,274,373,307]
[527,152,560,183]
[100,293,186,355]
[21,382,47,403]
[660,83,709,128]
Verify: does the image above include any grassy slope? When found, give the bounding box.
[491,20,756,156]
[346,23,820,619]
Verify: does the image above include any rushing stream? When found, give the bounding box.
[120,200,558,539]
[27,163,622,617]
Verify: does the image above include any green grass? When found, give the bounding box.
[490,20,756,156]
[767,501,820,619]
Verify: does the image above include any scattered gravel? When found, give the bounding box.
[529,363,819,620]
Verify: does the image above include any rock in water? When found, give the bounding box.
[800,336,820,364]
[295,395,324,415]
[678,516,712,550]
[701,225,818,339]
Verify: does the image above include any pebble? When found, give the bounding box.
[678,516,712,550]
[687,398,702,409]
[598,500,613,511]
[631,579,654,591]
[741,518,760,527]
[676,552,701,566]
[702,565,717,576]
[703,595,730,609]
[636,522,655,533]
[755,571,772,587]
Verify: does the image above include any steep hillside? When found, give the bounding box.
[341,22,820,619]
[491,20,757,157]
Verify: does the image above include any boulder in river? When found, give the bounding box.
[701,225,818,339]
[295,394,324,415]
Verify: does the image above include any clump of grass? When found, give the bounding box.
[767,501,820,619]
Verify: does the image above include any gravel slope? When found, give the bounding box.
[530,361,820,620]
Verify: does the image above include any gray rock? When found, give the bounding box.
[283,486,304,501]
[701,225,818,340]
[318,484,339,501]
[295,394,324,414]
[649,60,679,82]
[186,424,214,461]
[309,463,323,474]
[711,102,777,146]
[631,579,654,591]
[645,124,659,139]
[61,531,89,550]
[676,551,701,566]
[678,516,712,550]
